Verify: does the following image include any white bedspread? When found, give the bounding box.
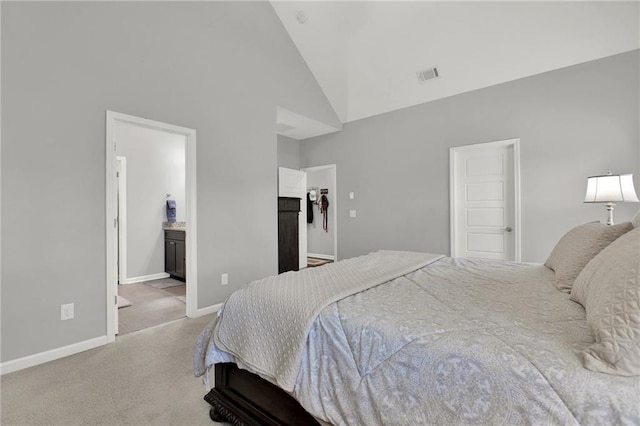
[294,257,640,425]
[194,254,640,424]
[212,250,443,391]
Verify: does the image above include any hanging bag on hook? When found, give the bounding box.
[320,195,329,232]
[307,192,314,224]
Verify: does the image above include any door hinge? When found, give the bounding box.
[114,218,118,228]
[113,140,117,151]
[115,295,118,305]
[116,171,120,178]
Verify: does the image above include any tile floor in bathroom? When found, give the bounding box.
[117,278,186,336]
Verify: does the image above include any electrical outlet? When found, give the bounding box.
[61,303,74,320]
[349,210,357,218]
[221,273,228,286]
[349,192,355,200]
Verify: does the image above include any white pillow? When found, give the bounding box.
[544,221,633,293]
[570,227,640,376]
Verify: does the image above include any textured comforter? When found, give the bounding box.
[195,255,640,425]
[202,250,443,391]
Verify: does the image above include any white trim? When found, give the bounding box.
[449,150,457,258]
[106,111,198,346]
[513,141,522,262]
[1,301,216,375]
[300,172,308,269]
[301,164,338,262]
[307,253,335,261]
[106,112,117,343]
[194,303,223,318]
[185,125,198,320]
[116,156,127,285]
[449,138,521,262]
[0,336,108,375]
[0,4,3,372]
[120,272,171,285]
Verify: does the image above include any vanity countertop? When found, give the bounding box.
[163,221,186,231]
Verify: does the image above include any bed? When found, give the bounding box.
[194,218,640,425]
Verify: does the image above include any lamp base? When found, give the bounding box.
[604,202,616,226]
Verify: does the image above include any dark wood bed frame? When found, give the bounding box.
[204,363,320,426]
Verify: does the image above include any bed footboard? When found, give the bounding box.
[204,363,319,426]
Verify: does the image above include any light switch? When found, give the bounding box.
[349,192,354,200]
[349,210,357,218]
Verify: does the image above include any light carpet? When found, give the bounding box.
[1,314,221,426]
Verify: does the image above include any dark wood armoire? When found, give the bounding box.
[278,197,300,274]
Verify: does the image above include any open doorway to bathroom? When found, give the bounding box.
[114,130,186,335]
[106,111,197,341]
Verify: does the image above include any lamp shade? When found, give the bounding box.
[584,173,639,203]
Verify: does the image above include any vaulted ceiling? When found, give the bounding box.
[272,1,640,128]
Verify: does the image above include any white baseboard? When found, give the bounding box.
[191,303,223,318]
[0,335,109,375]
[307,253,335,261]
[2,301,219,376]
[121,272,170,284]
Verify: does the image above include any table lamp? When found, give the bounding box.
[584,171,639,225]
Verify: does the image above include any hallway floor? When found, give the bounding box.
[117,278,186,335]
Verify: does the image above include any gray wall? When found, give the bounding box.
[277,135,300,170]
[1,2,340,362]
[301,50,640,263]
[115,121,186,280]
[305,167,335,257]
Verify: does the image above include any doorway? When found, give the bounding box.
[302,165,338,265]
[450,139,521,261]
[278,167,307,271]
[106,111,198,342]
[277,165,338,271]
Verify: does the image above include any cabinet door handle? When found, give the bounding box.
[169,241,175,245]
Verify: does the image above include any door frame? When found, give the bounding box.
[106,111,198,342]
[449,138,521,262]
[278,167,307,269]
[301,164,338,262]
[116,156,127,287]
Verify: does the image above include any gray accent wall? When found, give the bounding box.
[301,50,640,263]
[277,135,300,170]
[1,2,340,362]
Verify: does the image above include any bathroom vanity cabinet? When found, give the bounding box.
[165,230,186,281]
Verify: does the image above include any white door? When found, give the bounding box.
[278,167,307,269]
[114,158,124,335]
[450,139,521,261]
[114,157,128,335]
[116,157,127,286]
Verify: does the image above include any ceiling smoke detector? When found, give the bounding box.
[417,67,439,84]
[296,11,308,24]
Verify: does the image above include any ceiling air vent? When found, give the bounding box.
[416,67,439,84]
